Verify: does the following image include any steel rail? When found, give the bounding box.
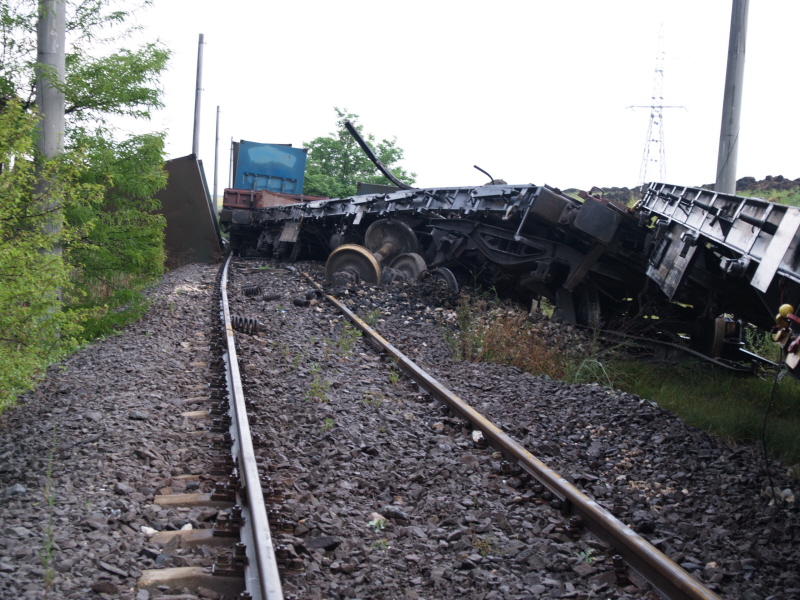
[222,255,284,600]
[304,273,722,600]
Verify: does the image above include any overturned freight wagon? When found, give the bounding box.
[219,176,800,371]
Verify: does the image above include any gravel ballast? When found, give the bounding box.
[0,259,798,600]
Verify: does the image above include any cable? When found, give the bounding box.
[761,350,784,506]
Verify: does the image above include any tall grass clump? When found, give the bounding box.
[443,294,567,380]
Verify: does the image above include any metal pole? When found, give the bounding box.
[192,33,204,157]
[715,0,749,195]
[35,0,66,253]
[213,106,220,212]
[229,137,234,188]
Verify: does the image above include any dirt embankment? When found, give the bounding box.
[565,175,800,208]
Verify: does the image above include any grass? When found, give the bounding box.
[615,359,800,462]
[443,293,567,380]
[39,424,58,594]
[742,186,800,208]
[304,377,330,403]
[446,293,800,464]
[336,321,362,356]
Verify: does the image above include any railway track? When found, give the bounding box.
[0,258,796,600]
[210,255,781,599]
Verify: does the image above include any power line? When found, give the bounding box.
[627,29,685,187]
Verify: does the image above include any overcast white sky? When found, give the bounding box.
[119,0,800,193]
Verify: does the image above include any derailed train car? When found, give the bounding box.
[222,183,647,327]
[219,176,800,372]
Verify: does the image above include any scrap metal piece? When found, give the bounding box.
[344,121,413,190]
[231,316,260,335]
[156,155,223,267]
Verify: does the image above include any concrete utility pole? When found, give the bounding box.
[36,0,66,159]
[35,0,66,251]
[715,0,749,195]
[192,33,204,157]
[213,106,220,211]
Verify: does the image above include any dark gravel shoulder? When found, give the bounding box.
[0,263,223,600]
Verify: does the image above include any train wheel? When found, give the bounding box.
[364,219,419,256]
[389,252,427,281]
[325,244,382,285]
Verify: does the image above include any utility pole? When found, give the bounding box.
[213,106,220,212]
[35,0,66,251]
[715,0,749,195]
[192,33,204,157]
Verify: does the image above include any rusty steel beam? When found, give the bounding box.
[304,272,722,600]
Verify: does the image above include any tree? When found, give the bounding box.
[1,1,168,121]
[2,0,169,333]
[303,108,415,198]
[0,101,101,409]
[0,0,170,407]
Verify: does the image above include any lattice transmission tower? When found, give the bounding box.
[628,32,684,187]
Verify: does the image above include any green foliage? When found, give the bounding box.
[64,127,167,338]
[367,516,387,533]
[471,534,498,557]
[363,308,381,326]
[336,320,362,355]
[0,1,169,409]
[735,176,800,208]
[1,0,167,122]
[0,102,101,409]
[303,108,415,198]
[64,44,168,122]
[305,377,330,403]
[371,538,390,550]
[360,392,384,408]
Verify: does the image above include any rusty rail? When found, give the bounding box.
[221,255,284,600]
[304,272,722,600]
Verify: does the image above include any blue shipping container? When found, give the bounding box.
[233,141,308,194]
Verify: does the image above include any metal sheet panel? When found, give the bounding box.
[356,182,401,195]
[646,223,698,300]
[156,155,223,267]
[233,141,308,194]
[574,198,620,243]
[751,208,800,292]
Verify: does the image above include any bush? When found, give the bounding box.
[0,103,100,409]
